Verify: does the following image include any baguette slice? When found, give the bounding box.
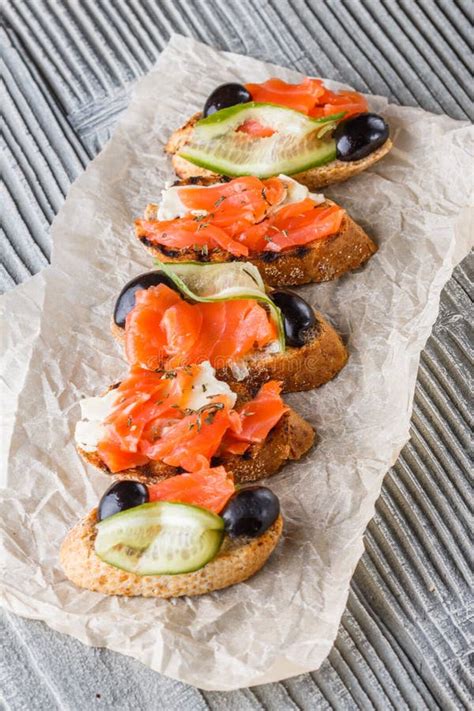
[60,508,283,598]
[166,112,393,190]
[111,307,349,394]
[137,187,378,288]
[79,407,316,484]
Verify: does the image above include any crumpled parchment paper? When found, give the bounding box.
[1,35,472,691]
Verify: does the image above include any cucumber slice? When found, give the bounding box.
[95,502,224,575]
[179,103,341,178]
[157,261,286,351]
[160,260,265,296]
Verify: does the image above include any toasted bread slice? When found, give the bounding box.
[78,407,315,484]
[60,508,283,598]
[166,112,393,190]
[111,307,349,393]
[137,189,377,288]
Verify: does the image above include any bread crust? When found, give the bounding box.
[111,307,348,394]
[60,508,283,598]
[78,408,316,484]
[137,194,378,288]
[165,112,393,190]
[215,312,348,392]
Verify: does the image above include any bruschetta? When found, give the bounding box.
[135,176,378,287]
[166,77,392,189]
[111,262,348,392]
[60,470,283,597]
[75,362,315,483]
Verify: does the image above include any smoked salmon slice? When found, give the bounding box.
[236,119,276,137]
[123,286,181,371]
[97,440,149,473]
[263,203,345,252]
[148,466,235,514]
[140,401,237,472]
[222,381,289,454]
[124,283,277,371]
[245,77,368,119]
[137,218,248,257]
[135,176,345,256]
[94,366,288,474]
[246,78,325,113]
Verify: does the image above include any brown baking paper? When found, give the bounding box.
[1,35,472,690]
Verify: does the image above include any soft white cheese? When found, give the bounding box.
[156,175,325,221]
[157,184,207,220]
[276,175,325,207]
[185,361,237,410]
[74,420,106,452]
[74,389,119,452]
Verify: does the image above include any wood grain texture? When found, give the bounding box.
[1,0,472,708]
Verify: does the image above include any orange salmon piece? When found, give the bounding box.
[97,439,149,473]
[237,119,275,137]
[125,285,182,370]
[209,300,277,362]
[125,287,277,371]
[222,381,288,454]
[161,299,203,368]
[141,397,236,471]
[137,176,343,256]
[246,77,367,119]
[245,77,324,113]
[148,466,235,514]
[265,204,344,252]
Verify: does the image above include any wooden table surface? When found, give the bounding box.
[1,1,472,708]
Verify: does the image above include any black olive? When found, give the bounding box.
[271,290,317,347]
[221,487,280,538]
[113,270,178,328]
[334,112,389,162]
[97,480,149,521]
[203,83,252,117]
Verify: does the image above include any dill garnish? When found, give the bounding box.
[186,402,225,433]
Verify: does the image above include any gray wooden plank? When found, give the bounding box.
[1,611,209,711]
[2,0,472,120]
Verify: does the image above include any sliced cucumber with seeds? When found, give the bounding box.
[157,261,286,351]
[95,502,224,575]
[179,103,342,178]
